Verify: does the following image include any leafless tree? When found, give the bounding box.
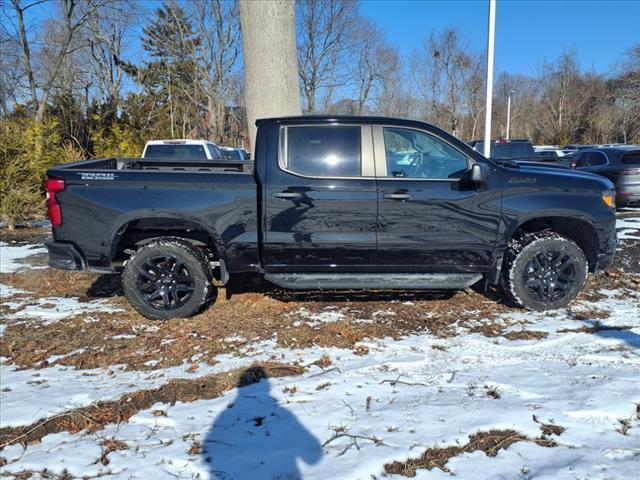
[84,0,137,112]
[351,18,399,115]
[8,0,108,122]
[411,27,475,137]
[187,0,241,143]
[296,0,358,112]
[0,21,24,115]
[536,48,587,144]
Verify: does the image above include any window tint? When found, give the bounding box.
[582,152,607,167]
[574,153,587,167]
[621,152,640,165]
[207,144,223,159]
[382,127,468,179]
[223,149,241,160]
[144,144,208,160]
[286,126,361,177]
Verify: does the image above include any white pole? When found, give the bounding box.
[506,92,511,140]
[482,0,496,158]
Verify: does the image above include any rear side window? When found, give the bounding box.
[581,152,607,167]
[621,152,640,165]
[144,144,208,160]
[285,126,361,177]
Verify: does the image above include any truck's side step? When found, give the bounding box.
[264,273,483,290]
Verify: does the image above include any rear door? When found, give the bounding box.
[263,123,378,272]
[374,125,501,271]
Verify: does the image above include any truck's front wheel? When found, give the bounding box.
[123,238,213,320]
[501,232,588,311]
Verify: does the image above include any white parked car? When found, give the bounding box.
[142,140,224,161]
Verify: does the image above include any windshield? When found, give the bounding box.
[144,144,208,160]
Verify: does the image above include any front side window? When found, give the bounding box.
[382,127,468,179]
[285,126,361,177]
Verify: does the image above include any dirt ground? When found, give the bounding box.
[1,222,638,373]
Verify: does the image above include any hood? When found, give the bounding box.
[502,163,615,190]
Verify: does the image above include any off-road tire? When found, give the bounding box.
[501,231,588,311]
[123,237,213,320]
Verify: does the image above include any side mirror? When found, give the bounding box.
[470,163,484,183]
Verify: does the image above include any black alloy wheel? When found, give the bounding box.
[136,255,195,310]
[123,237,214,320]
[522,250,578,303]
[501,231,588,311]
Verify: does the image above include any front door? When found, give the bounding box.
[374,125,501,271]
[263,123,378,272]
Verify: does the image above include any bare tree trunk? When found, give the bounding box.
[240,0,301,153]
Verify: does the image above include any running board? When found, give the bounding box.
[264,273,483,290]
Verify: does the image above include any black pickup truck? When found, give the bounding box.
[45,116,617,320]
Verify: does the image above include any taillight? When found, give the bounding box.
[571,159,577,169]
[45,177,65,227]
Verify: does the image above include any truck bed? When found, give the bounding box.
[51,157,254,174]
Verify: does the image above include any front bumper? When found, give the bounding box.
[45,239,86,271]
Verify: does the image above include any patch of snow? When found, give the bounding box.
[294,307,345,327]
[617,216,640,241]
[8,296,123,326]
[0,283,26,297]
[223,335,246,343]
[0,242,47,273]
[111,334,137,340]
[45,348,86,365]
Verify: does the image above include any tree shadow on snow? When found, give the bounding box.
[202,366,322,480]
[581,319,640,349]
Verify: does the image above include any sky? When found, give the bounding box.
[6,0,639,78]
[361,0,640,75]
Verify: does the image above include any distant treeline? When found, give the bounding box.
[1,0,639,225]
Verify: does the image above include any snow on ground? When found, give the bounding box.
[617,216,640,240]
[0,217,639,479]
[0,241,47,273]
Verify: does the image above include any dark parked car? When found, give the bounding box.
[470,139,572,168]
[470,139,535,159]
[563,144,597,151]
[572,146,640,207]
[220,147,250,161]
[45,116,616,319]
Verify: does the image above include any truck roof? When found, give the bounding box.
[144,139,217,146]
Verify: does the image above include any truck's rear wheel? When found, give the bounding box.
[123,237,213,320]
[501,232,588,311]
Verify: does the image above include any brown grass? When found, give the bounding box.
[0,362,303,450]
[384,428,558,476]
[2,221,639,373]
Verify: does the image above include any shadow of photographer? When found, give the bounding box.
[202,366,322,479]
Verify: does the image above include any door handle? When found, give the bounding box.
[383,193,412,200]
[272,191,302,199]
